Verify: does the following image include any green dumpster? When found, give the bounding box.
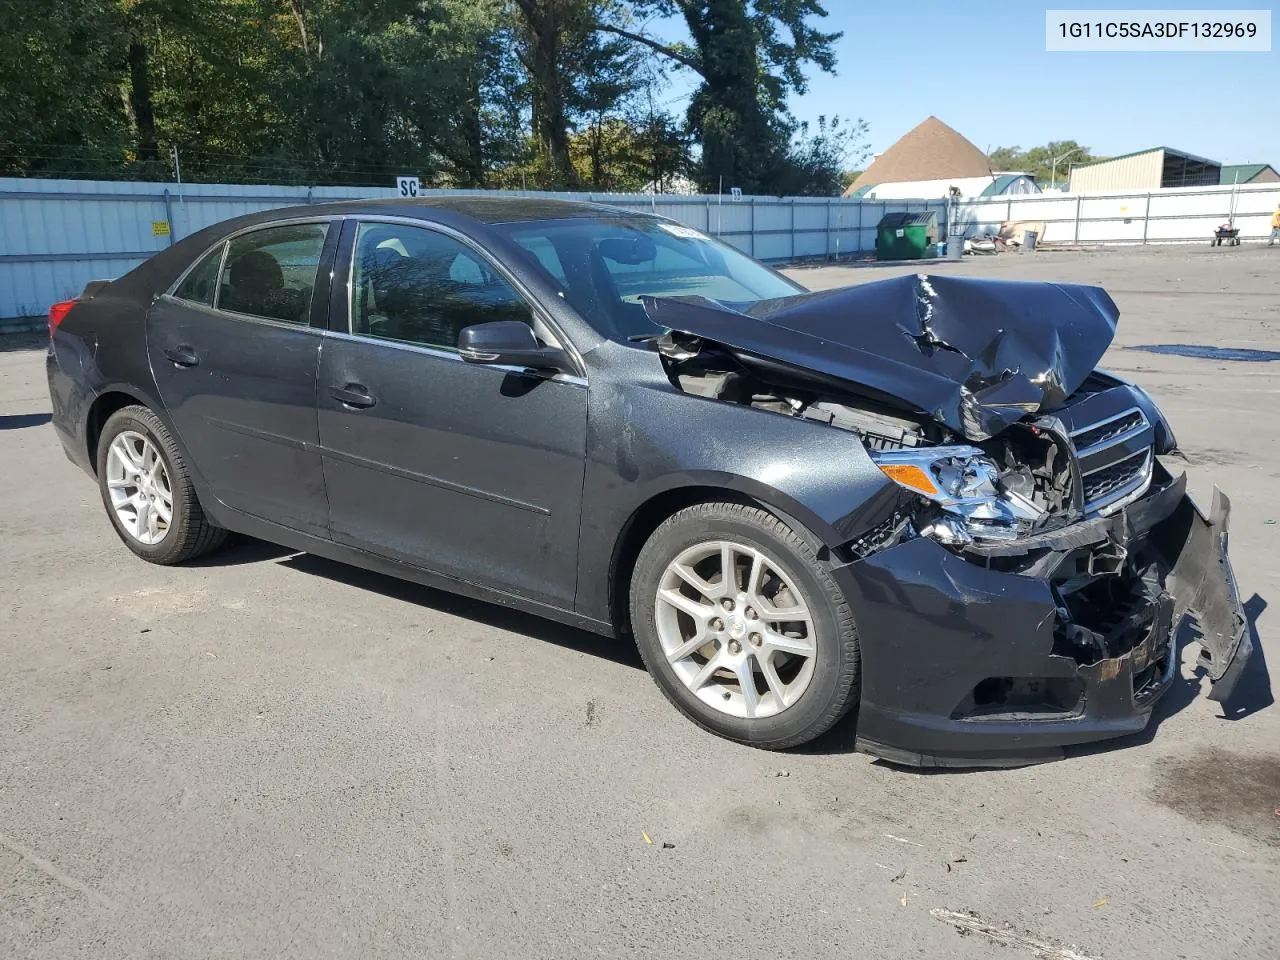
[875,211,938,260]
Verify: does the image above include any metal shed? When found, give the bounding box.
[1068,147,1222,192]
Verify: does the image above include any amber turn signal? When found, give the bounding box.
[878,463,939,495]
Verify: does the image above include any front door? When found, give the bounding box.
[317,220,588,608]
[147,219,337,536]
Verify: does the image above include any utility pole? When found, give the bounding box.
[1050,147,1084,190]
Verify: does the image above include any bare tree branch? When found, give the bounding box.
[597,24,703,75]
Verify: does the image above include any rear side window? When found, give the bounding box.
[173,244,225,305]
[217,223,329,324]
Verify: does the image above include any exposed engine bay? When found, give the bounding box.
[663,330,1078,546]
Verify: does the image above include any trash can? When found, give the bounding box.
[947,235,964,260]
[1023,230,1038,252]
[875,212,938,260]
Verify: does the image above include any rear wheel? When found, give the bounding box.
[629,502,860,749]
[96,405,226,564]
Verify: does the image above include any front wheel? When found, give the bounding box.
[96,405,226,564]
[629,502,860,750]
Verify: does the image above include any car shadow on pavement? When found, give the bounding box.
[184,534,299,567]
[0,412,51,430]
[275,551,646,671]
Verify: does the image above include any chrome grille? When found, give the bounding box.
[1073,409,1146,455]
[1070,406,1154,515]
[1082,448,1152,506]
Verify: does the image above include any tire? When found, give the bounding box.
[629,501,860,750]
[95,404,227,564]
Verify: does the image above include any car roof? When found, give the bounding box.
[382,196,640,224]
[236,195,649,228]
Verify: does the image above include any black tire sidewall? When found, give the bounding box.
[95,407,195,564]
[630,504,857,748]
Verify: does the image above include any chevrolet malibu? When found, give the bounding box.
[45,197,1250,765]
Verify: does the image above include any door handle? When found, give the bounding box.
[163,344,199,368]
[329,383,376,409]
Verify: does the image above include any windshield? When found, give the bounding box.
[494,217,804,341]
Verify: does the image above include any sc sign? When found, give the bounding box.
[396,176,421,198]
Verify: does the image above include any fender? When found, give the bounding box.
[574,373,911,624]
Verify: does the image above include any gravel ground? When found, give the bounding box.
[1,245,1277,960]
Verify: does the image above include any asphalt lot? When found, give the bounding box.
[2,245,1278,959]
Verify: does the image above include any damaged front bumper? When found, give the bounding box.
[834,464,1251,767]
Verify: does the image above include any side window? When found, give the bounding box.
[511,235,567,283]
[352,223,534,351]
[173,244,225,305]
[217,223,328,324]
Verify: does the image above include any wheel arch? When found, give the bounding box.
[604,476,839,639]
[84,387,157,475]
[83,387,203,499]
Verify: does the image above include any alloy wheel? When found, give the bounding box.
[654,540,817,719]
[105,430,173,545]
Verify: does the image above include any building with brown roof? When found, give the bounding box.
[842,116,1034,199]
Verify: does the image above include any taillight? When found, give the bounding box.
[48,299,76,337]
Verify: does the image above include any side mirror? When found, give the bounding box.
[458,321,569,372]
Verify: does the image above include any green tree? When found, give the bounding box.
[773,115,869,197]
[987,140,1104,187]
[507,0,653,189]
[599,0,844,194]
[0,0,128,176]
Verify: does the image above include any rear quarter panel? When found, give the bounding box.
[47,220,238,476]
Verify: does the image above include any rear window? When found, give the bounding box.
[173,244,225,306]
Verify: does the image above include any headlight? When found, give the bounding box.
[872,446,1046,545]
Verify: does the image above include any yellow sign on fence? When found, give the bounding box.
[151,220,170,237]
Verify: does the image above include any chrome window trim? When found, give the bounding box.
[153,294,331,335]
[341,214,587,380]
[321,328,586,388]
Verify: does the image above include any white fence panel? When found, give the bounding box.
[4,176,1279,322]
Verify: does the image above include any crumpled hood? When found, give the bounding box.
[641,273,1119,441]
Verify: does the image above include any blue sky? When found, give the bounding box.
[648,1,1277,166]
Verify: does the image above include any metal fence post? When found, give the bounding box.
[161,188,176,245]
[790,199,796,260]
[1142,192,1151,244]
[749,197,756,258]
[825,201,832,260]
[1073,195,1082,244]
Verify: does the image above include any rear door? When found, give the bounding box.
[147,219,338,536]
[316,218,588,608]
